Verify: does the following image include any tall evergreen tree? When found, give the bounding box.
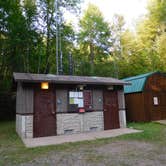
[78,4,111,75]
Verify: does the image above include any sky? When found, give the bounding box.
[65,0,149,30]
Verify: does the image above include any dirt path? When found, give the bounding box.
[20,140,166,166]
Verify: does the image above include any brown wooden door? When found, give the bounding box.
[103,91,120,130]
[34,89,56,137]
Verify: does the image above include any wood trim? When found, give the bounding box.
[16,113,34,115]
[119,108,126,111]
[16,106,103,115]
[56,110,103,114]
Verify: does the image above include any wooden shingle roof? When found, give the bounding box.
[13,72,130,86]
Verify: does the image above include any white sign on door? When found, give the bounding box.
[153,97,158,105]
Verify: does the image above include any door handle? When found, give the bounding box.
[51,111,55,115]
[104,109,107,112]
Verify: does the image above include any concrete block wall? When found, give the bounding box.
[118,90,127,128]
[56,114,81,135]
[83,112,104,132]
[16,114,33,138]
[57,112,104,135]
[119,111,126,128]
[16,114,23,137]
[25,116,33,138]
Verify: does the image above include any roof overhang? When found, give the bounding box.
[13,72,131,86]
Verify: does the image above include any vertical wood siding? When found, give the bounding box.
[92,89,103,110]
[125,73,166,122]
[125,92,147,122]
[144,91,166,121]
[56,89,68,112]
[16,82,34,114]
[144,73,166,121]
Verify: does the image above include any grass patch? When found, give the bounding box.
[0,121,165,165]
[118,122,166,144]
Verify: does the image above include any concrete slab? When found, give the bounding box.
[23,128,142,148]
[154,120,166,125]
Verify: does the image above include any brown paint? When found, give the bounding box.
[16,113,34,115]
[83,90,93,109]
[144,73,166,92]
[34,88,56,138]
[126,73,166,122]
[103,91,120,130]
[126,92,148,122]
[147,92,164,121]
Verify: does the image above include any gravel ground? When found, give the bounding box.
[20,140,166,166]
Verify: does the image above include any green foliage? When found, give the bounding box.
[78,3,112,75]
[147,0,166,23]
[117,0,166,78]
[0,0,81,91]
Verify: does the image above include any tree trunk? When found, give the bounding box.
[89,43,94,75]
[45,4,51,74]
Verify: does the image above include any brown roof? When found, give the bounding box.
[13,72,130,85]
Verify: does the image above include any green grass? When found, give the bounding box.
[117,122,166,144]
[0,121,166,165]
